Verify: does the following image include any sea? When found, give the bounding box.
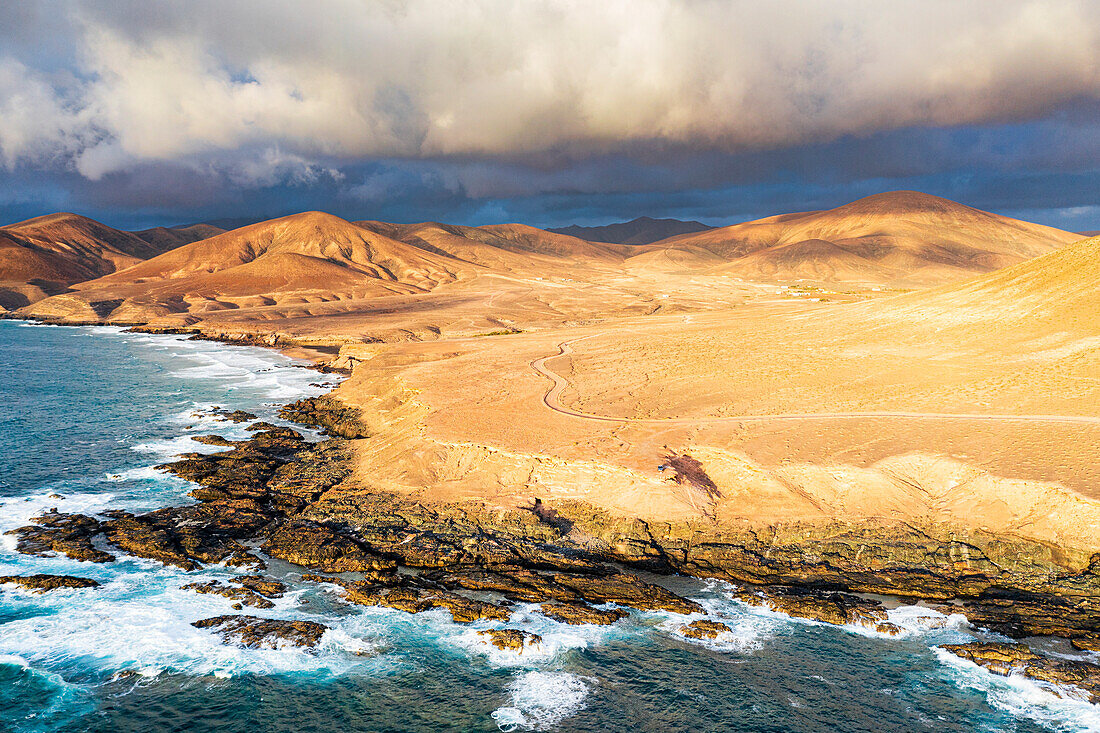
[1,318,1098,732]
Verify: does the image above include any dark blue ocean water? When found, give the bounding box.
[0,319,1097,732]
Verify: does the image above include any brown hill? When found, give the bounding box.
[5,212,165,260]
[717,238,889,282]
[0,213,158,309]
[0,213,225,309]
[356,220,628,271]
[132,223,226,252]
[877,233,1099,334]
[23,212,477,323]
[549,216,714,245]
[652,191,1080,285]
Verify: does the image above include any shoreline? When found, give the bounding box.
[0,313,350,372]
[6,314,1100,705]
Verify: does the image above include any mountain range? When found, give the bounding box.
[3,192,1086,331]
[549,216,713,244]
[0,214,222,309]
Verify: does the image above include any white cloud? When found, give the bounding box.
[226,147,344,187]
[1,0,1099,182]
[0,59,97,168]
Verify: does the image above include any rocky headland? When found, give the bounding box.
[7,380,1100,689]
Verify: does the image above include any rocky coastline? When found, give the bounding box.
[5,371,1100,696]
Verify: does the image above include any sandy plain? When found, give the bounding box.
[325,234,1100,556]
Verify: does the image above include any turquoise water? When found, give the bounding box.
[1,319,1098,732]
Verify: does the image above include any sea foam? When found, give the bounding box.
[934,647,1100,732]
[491,671,593,732]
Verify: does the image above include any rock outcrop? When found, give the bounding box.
[425,565,581,602]
[735,585,901,634]
[13,396,1100,648]
[343,585,513,623]
[679,619,732,640]
[233,575,287,598]
[941,642,1100,703]
[182,580,275,609]
[0,574,100,592]
[192,615,328,649]
[278,396,370,439]
[193,407,258,423]
[313,494,1100,643]
[6,511,114,563]
[538,602,628,625]
[478,628,543,652]
[262,521,395,573]
[8,426,348,572]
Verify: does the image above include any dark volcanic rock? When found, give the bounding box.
[941,642,1100,703]
[335,582,512,623]
[191,434,235,447]
[223,410,258,423]
[311,493,611,573]
[478,628,542,652]
[960,587,1100,643]
[278,396,370,439]
[8,426,331,574]
[262,521,396,573]
[17,385,1100,649]
[302,571,401,589]
[0,573,100,593]
[1072,637,1100,652]
[159,426,306,503]
[6,511,114,563]
[233,575,287,598]
[182,580,275,609]
[264,440,352,515]
[539,602,628,626]
[426,563,698,614]
[679,619,732,640]
[549,572,702,614]
[192,615,328,649]
[735,585,897,633]
[195,407,258,423]
[102,512,202,571]
[423,559,697,615]
[426,565,580,602]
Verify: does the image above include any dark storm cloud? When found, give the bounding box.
[0,1,1099,229]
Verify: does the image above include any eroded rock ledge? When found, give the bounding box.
[307,488,1100,645]
[192,615,328,649]
[941,642,1100,703]
[278,396,370,439]
[9,396,1100,658]
[0,574,100,593]
[5,419,701,639]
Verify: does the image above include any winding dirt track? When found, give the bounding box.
[530,338,1100,426]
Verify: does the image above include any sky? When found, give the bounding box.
[1,1,1099,232]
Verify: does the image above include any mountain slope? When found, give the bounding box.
[355,220,628,273]
[549,216,713,245]
[1,213,147,279]
[0,213,228,309]
[0,213,153,308]
[132,223,226,253]
[23,212,478,323]
[878,233,1099,334]
[652,192,1080,285]
[4,213,167,261]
